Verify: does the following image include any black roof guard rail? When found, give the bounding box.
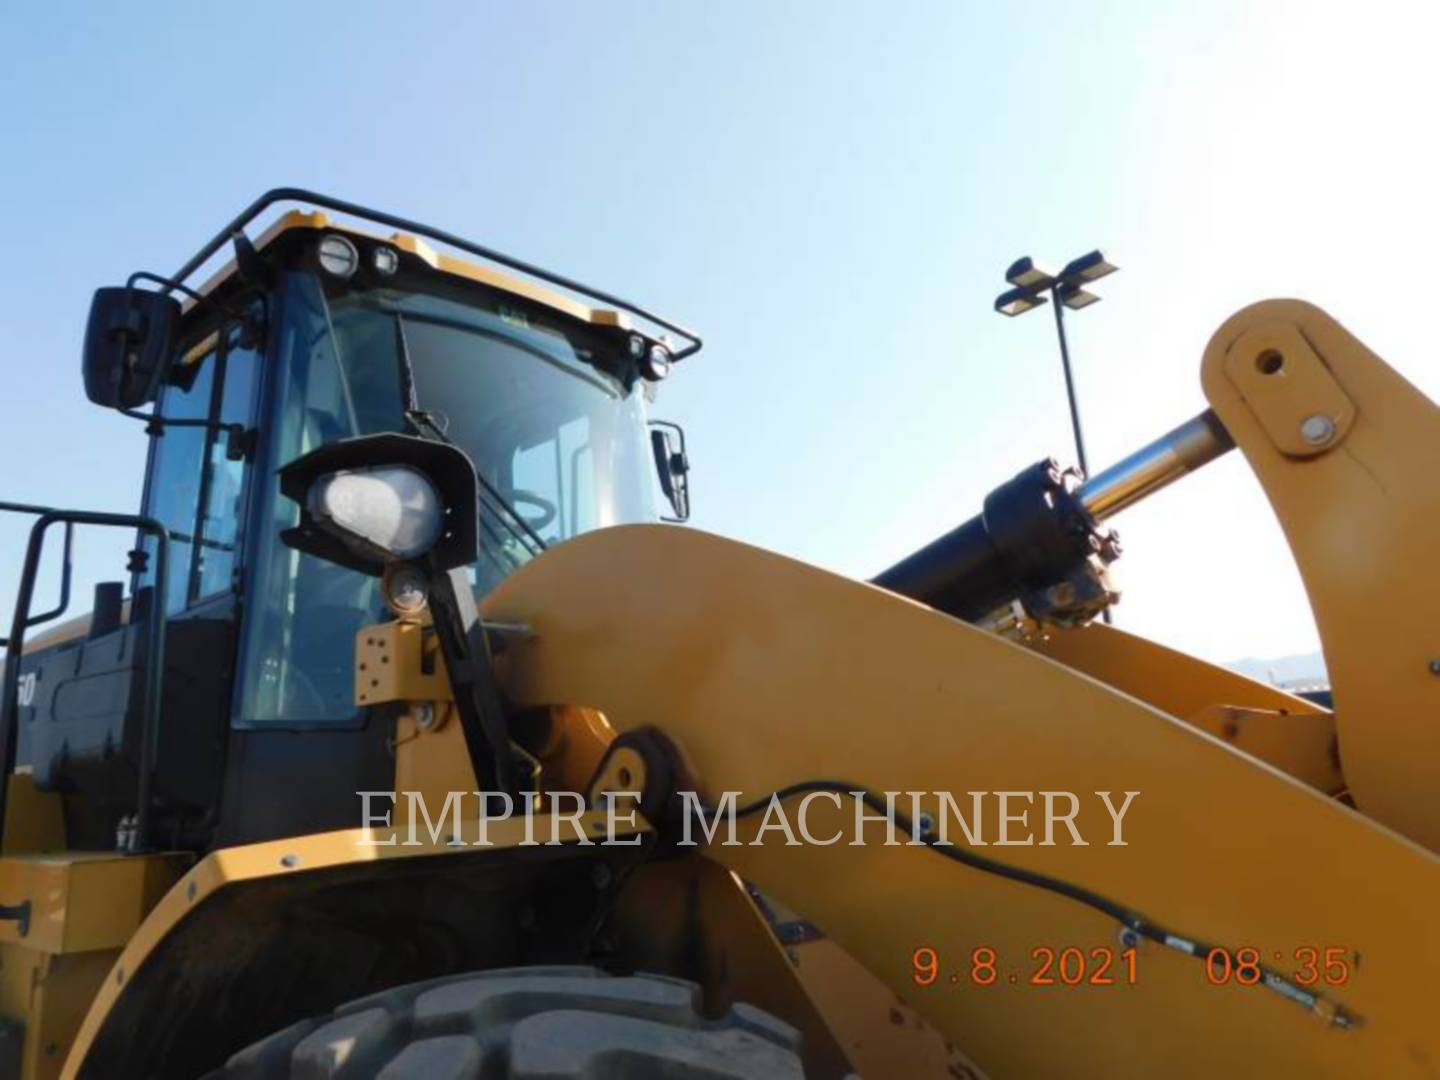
[169,187,703,361]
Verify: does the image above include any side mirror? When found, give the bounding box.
[82,287,183,409]
[649,421,691,523]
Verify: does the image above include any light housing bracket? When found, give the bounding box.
[279,433,479,576]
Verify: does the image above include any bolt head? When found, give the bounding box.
[1300,414,1337,446]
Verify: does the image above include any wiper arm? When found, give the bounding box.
[394,313,548,557]
[395,312,421,415]
[405,407,548,557]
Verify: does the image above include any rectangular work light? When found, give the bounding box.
[995,286,1050,317]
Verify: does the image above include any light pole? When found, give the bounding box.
[995,250,1118,623]
[994,250,1117,479]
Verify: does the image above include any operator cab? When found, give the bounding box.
[1,192,696,854]
[232,219,673,728]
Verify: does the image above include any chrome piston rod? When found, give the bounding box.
[1078,409,1234,521]
[873,409,1235,622]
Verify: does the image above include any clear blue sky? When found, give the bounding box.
[2,1,1436,665]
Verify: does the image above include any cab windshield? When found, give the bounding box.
[237,270,657,726]
[327,287,657,584]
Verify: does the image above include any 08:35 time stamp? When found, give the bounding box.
[911,944,1354,989]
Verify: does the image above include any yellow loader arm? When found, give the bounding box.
[479,301,1440,1077]
[482,522,1437,1077]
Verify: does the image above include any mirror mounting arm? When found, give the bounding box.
[107,270,262,444]
[118,406,249,444]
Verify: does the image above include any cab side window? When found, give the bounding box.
[142,325,257,613]
[145,354,215,613]
[195,334,258,598]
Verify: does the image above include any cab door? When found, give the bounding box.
[132,317,260,837]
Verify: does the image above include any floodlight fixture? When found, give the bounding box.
[1004,256,1057,293]
[993,248,1122,478]
[1058,282,1101,310]
[995,286,1049,317]
[1059,249,1118,286]
[993,247,1119,622]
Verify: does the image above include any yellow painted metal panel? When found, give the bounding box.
[62,812,650,1077]
[20,949,116,1080]
[1031,623,1341,792]
[0,944,117,1080]
[0,776,65,855]
[1031,622,1326,722]
[787,938,985,1079]
[1202,300,1440,849]
[354,619,448,706]
[0,855,181,955]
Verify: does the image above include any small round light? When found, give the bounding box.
[317,234,360,278]
[381,563,431,618]
[641,343,671,381]
[373,246,400,276]
[628,333,647,359]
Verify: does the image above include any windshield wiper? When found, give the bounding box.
[406,406,547,558]
[394,313,548,559]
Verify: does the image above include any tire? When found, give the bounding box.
[217,965,805,1079]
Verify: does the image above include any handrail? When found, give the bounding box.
[0,505,169,852]
[0,502,72,646]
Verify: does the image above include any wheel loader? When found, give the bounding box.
[1,188,1437,1078]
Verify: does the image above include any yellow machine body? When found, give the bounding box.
[469,299,1438,1075]
[1200,301,1440,849]
[3,187,1436,1080]
[477,523,1436,1077]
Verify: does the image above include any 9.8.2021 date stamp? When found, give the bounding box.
[910,944,1353,990]
[911,944,1139,988]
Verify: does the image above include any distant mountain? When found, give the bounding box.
[1224,650,1328,690]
